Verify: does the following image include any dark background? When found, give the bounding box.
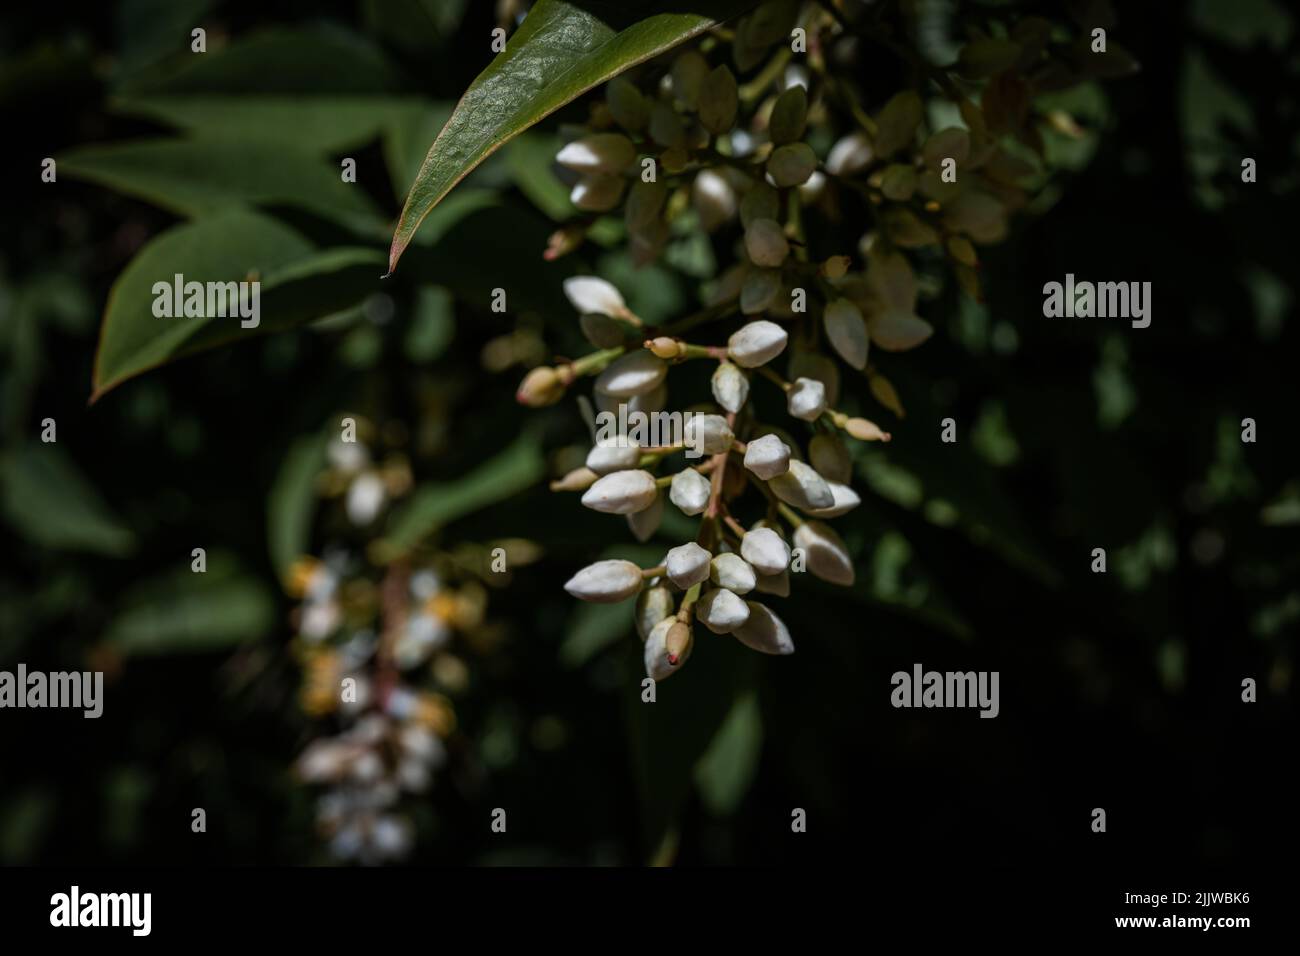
[0,0,1295,874]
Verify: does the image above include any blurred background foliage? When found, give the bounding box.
[0,0,1296,866]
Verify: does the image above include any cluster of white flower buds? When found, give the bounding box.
[285,422,497,862]
[517,1,1091,677]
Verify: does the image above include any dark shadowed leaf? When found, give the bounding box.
[0,444,136,556]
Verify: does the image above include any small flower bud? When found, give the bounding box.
[696,587,750,634]
[564,559,644,603]
[727,319,788,368]
[823,298,870,370]
[595,351,667,398]
[544,223,587,261]
[556,133,636,175]
[766,142,817,187]
[744,218,789,268]
[517,366,566,406]
[550,466,598,492]
[733,601,795,655]
[711,361,749,413]
[647,337,682,360]
[571,174,626,211]
[787,376,827,421]
[793,520,855,586]
[684,413,734,455]
[564,276,628,318]
[635,584,675,641]
[645,617,690,680]
[669,468,711,516]
[788,350,841,406]
[698,64,738,134]
[809,481,861,518]
[844,416,891,441]
[826,131,874,176]
[666,542,712,589]
[693,169,738,231]
[710,552,757,594]
[809,433,852,483]
[581,469,659,514]
[743,433,791,480]
[740,527,790,575]
[596,383,667,418]
[769,460,835,511]
[664,620,692,664]
[769,85,808,145]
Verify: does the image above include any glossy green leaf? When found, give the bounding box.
[375,432,547,560]
[0,444,136,556]
[388,0,757,273]
[92,209,383,400]
[58,138,387,236]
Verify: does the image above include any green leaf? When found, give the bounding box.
[694,689,763,815]
[267,431,328,581]
[375,432,547,560]
[58,138,387,236]
[0,444,136,556]
[91,210,383,399]
[388,0,758,273]
[104,555,276,657]
[559,601,634,668]
[112,94,432,153]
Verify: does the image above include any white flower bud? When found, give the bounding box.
[744,218,789,268]
[823,298,869,370]
[644,617,690,680]
[586,439,641,475]
[556,133,636,175]
[669,468,711,516]
[826,131,873,176]
[596,384,667,419]
[809,482,861,518]
[711,361,749,413]
[696,587,750,634]
[564,559,643,603]
[766,142,817,187]
[809,433,851,483]
[788,350,840,406]
[635,584,675,641]
[733,601,795,655]
[741,527,790,575]
[595,351,667,398]
[798,169,827,201]
[665,541,712,589]
[564,276,627,317]
[627,490,664,541]
[710,552,756,594]
[684,414,734,455]
[755,568,790,596]
[743,433,791,480]
[346,471,386,525]
[769,460,834,510]
[693,169,738,231]
[787,376,827,421]
[581,469,659,514]
[698,64,738,134]
[793,520,855,586]
[727,319,788,368]
[571,174,625,211]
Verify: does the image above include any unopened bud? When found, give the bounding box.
[669,468,711,516]
[664,620,692,664]
[595,351,667,398]
[793,521,855,586]
[743,433,791,480]
[710,553,756,594]
[693,169,738,231]
[544,223,587,261]
[564,559,644,603]
[727,319,788,368]
[580,469,659,514]
[684,413,734,455]
[740,527,790,575]
[645,617,690,680]
[556,133,636,175]
[571,174,626,211]
[844,416,891,441]
[696,587,750,634]
[635,584,675,641]
[564,276,628,318]
[808,481,861,518]
[665,541,712,589]
[711,361,749,413]
[550,466,598,492]
[733,601,795,655]
[826,131,873,176]
[768,460,834,511]
[586,439,641,475]
[787,376,827,421]
[647,337,682,360]
[517,366,566,406]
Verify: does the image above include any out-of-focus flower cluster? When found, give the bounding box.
[517,1,1123,679]
[284,418,531,863]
